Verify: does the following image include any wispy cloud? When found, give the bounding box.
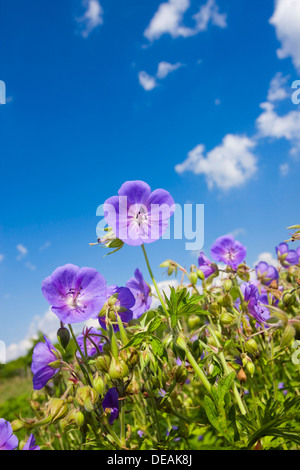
[77,0,104,38]
[144,0,227,42]
[39,241,51,252]
[139,61,184,91]
[0,254,4,263]
[16,244,28,261]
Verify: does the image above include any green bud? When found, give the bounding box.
[244,338,258,356]
[174,365,188,384]
[197,270,205,281]
[189,272,198,285]
[178,422,190,438]
[282,293,296,308]
[237,263,250,282]
[281,324,296,348]
[208,364,214,376]
[108,356,129,380]
[57,327,70,350]
[95,354,111,373]
[209,302,222,315]
[48,398,68,423]
[221,293,233,308]
[93,375,104,396]
[246,362,255,377]
[223,279,233,292]
[11,419,24,432]
[220,311,234,325]
[187,314,201,330]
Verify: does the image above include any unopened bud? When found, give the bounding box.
[48,398,68,423]
[281,324,296,348]
[93,375,104,396]
[220,311,234,325]
[223,279,233,292]
[95,354,111,373]
[244,338,258,356]
[187,314,201,330]
[197,270,205,281]
[246,362,255,377]
[237,263,250,282]
[174,365,188,384]
[108,356,129,380]
[11,419,24,432]
[237,368,247,383]
[189,272,198,285]
[57,327,70,350]
[282,293,296,308]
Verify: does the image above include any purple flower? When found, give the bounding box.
[255,261,279,286]
[103,180,175,246]
[22,434,40,450]
[198,252,217,279]
[238,282,271,324]
[276,242,299,267]
[126,269,152,318]
[297,247,300,264]
[0,419,18,450]
[210,235,247,268]
[102,388,119,425]
[42,264,107,324]
[76,327,105,357]
[98,285,135,331]
[31,336,60,390]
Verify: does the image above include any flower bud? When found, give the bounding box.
[48,398,68,423]
[189,272,198,285]
[126,347,140,368]
[11,419,24,432]
[93,375,104,396]
[282,293,296,308]
[209,302,222,315]
[223,279,233,292]
[76,386,99,412]
[197,270,205,281]
[108,356,129,380]
[57,326,70,350]
[244,338,258,356]
[280,324,296,348]
[220,311,234,325]
[246,362,255,377]
[187,314,201,330]
[221,293,233,308]
[95,354,111,373]
[174,365,188,384]
[237,368,247,383]
[237,263,250,282]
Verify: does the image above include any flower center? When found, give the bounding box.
[135,206,148,227]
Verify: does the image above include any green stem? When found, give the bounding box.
[184,346,212,395]
[120,398,126,445]
[141,244,169,317]
[68,324,93,386]
[207,326,247,415]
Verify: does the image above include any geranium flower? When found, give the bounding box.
[103,180,175,246]
[275,242,299,267]
[98,285,135,331]
[255,261,279,286]
[31,336,61,390]
[42,264,107,324]
[238,282,271,324]
[126,269,152,318]
[198,252,217,278]
[76,327,105,357]
[0,419,18,450]
[210,235,247,268]
[22,434,40,450]
[102,388,119,425]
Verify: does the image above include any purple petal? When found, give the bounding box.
[0,419,18,450]
[118,180,151,205]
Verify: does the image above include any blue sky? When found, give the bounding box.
[1,0,300,359]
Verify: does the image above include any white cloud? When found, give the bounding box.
[270,0,300,72]
[267,72,289,102]
[25,261,36,271]
[77,0,103,38]
[253,252,278,269]
[256,101,300,154]
[39,241,51,252]
[138,61,184,91]
[175,134,257,190]
[16,244,28,260]
[138,71,158,91]
[156,61,184,79]
[0,254,4,263]
[144,0,226,42]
